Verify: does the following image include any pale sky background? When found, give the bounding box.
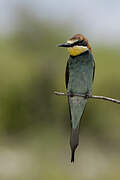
[0,0,120,44]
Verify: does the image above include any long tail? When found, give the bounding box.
[68,96,87,162]
[70,126,79,162]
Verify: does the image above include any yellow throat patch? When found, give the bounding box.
[67,40,88,56]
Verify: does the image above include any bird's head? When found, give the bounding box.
[58,34,92,56]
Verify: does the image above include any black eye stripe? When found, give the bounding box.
[78,40,87,46]
[71,40,87,47]
[70,40,79,47]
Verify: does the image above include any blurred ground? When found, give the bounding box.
[0,7,120,180]
[0,130,120,180]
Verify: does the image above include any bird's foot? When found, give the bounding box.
[66,90,74,97]
[84,93,90,99]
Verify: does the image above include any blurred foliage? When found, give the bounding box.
[0,7,120,180]
[0,10,68,135]
[0,12,120,140]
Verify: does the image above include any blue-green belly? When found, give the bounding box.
[68,51,94,94]
[67,50,94,129]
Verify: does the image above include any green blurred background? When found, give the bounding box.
[0,1,120,179]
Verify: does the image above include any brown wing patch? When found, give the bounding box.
[69,34,92,54]
[93,60,95,81]
[65,61,72,122]
[65,61,69,89]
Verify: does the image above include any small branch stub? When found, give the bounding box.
[54,91,120,104]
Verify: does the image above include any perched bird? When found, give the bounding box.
[58,34,95,162]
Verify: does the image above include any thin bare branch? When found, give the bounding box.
[54,91,120,104]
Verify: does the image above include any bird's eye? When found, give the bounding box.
[71,40,87,47]
[79,40,87,46]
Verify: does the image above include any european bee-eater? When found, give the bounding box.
[58,34,95,162]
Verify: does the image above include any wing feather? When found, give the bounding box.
[65,61,69,89]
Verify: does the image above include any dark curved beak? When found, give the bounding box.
[57,43,71,48]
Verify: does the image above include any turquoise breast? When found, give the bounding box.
[68,50,94,94]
